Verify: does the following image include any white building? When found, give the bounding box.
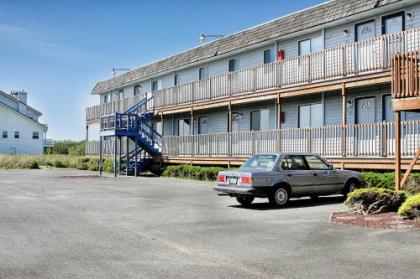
[0,90,48,155]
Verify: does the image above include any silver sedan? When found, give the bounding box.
[214,153,362,207]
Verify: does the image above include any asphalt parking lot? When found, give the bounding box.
[0,169,419,279]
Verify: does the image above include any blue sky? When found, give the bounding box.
[0,0,323,140]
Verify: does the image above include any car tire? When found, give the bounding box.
[236,196,255,207]
[269,187,290,207]
[342,179,360,198]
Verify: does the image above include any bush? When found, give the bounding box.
[162,165,225,181]
[345,188,407,215]
[0,155,41,169]
[362,172,395,190]
[50,140,85,156]
[87,157,100,171]
[404,176,420,195]
[103,158,114,173]
[398,194,420,219]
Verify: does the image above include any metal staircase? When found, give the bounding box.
[98,97,162,177]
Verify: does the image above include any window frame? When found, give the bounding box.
[264,49,273,64]
[198,67,207,80]
[198,116,209,135]
[354,19,376,42]
[133,85,141,96]
[280,155,309,171]
[298,103,323,128]
[382,11,405,35]
[177,118,190,136]
[298,35,323,56]
[2,130,7,139]
[174,74,180,86]
[304,155,331,170]
[14,131,20,139]
[228,59,236,72]
[32,131,40,140]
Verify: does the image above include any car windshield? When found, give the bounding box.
[240,155,277,171]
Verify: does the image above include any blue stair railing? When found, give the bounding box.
[99,95,161,176]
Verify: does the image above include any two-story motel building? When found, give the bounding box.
[86,0,420,171]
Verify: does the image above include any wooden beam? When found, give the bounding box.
[393,97,420,111]
[400,149,420,189]
[395,111,401,191]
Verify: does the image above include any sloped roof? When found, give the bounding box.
[0,90,42,116]
[0,102,47,131]
[92,0,402,95]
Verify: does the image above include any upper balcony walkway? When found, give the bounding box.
[87,28,420,122]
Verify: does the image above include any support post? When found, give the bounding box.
[276,95,282,152]
[135,137,138,177]
[190,109,194,156]
[126,137,129,176]
[228,102,232,156]
[395,111,401,191]
[119,137,122,175]
[113,137,118,178]
[99,136,103,175]
[341,84,347,158]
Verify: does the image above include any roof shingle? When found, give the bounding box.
[92,0,402,95]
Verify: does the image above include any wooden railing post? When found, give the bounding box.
[341,84,347,157]
[395,111,402,191]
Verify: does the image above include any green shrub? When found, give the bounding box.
[398,194,420,219]
[103,158,114,173]
[75,157,90,170]
[404,176,420,195]
[87,157,100,171]
[162,165,225,181]
[345,188,407,215]
[362,172,395,190]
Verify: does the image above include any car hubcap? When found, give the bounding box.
[275,189,288,205]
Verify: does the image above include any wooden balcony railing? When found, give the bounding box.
[86,120,420,158]
[86,94,145,122]
[153,28,420,108]
[392,50,420,99]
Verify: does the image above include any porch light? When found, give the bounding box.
[343,29,349,36]
[406,13,413,20]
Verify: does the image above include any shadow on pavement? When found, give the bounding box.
[228,195,344,210]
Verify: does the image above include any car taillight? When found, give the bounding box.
[241,176,253,184]
[217,175,226,183]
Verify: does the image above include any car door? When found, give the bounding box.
[304,155,341,195]
[280,155,313,196]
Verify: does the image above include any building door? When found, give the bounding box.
[383,95,394,122]
[356,97,375,124]
[355,20,376,72]
[382,12,405,60]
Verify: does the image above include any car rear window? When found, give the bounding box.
[240,155,277,171]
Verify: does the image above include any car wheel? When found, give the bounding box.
[269,187,290,207]
[343,180,360,198]
[236,196,255,207]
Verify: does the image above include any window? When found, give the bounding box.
[383,95,393,122]
[14,131,19,139]
[305,155,330,170]
[281,155,308,170]
[232,112,242,132]
[250,109,270,131]
[264,49,273,64]
[152,80,162,92]
[228,59,237,72]
[178,119,190,136]
[198,116,209,134]
[174,74,180,86]
[382,12,405,35]
[32,132,39,140]
[199,67,208,80]
[298,103,323,128]
[298,36,323,56]
[355,20,376,42]
[134,85,141,96]
[104,94,110,103]
[2,131,7,139]
[240,155,278,171]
